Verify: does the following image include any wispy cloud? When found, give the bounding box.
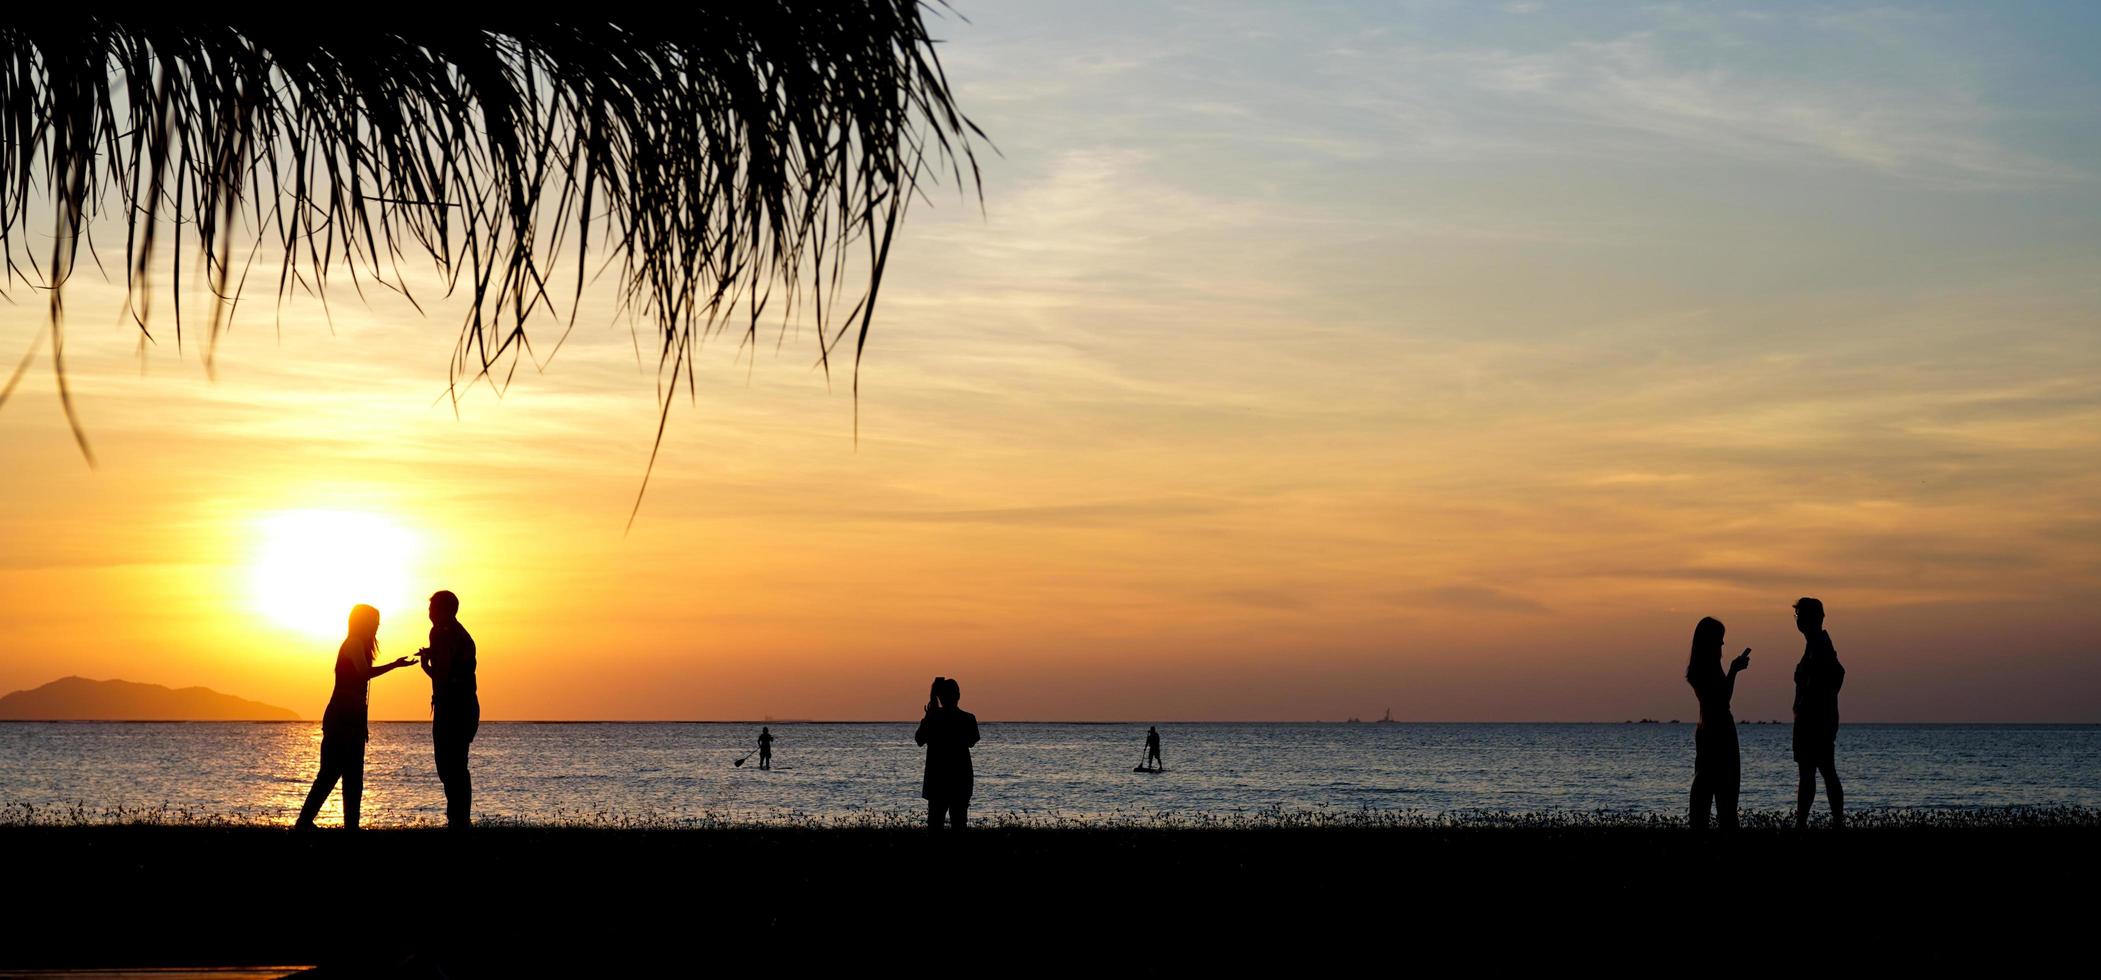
[1413,585,1553,615]
[1320,7,2083,186]
[849,497,1231,527]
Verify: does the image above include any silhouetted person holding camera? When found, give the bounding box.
[1144,726,1162,771]
[914,676,979,831]
[1792,597,1846,830]
[419,590,478,830]
[757,727,774,771]
[295,604,415,830]
[1686,617,1750,831]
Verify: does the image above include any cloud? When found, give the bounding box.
[849,497,1231,527]
[1413,585,1552,615]
[1210,588,1312,611]
[1323,9,2082,186]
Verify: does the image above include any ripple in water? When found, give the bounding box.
[2,722,2097,826]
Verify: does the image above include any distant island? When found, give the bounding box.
[0,676,298,721]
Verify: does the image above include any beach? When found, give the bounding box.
[5,813,2094,974]
[9,722,2098,973]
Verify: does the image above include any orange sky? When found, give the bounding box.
[2,2,2098,721]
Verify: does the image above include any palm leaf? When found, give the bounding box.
[0,7,983,498]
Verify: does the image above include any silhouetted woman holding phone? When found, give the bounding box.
[294,604,415,830]
[1686,617,1750,831]
[914,676,980,831]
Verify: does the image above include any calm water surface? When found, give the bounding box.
[2,722,2095,826]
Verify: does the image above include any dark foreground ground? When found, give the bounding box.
[3,818,2095,975]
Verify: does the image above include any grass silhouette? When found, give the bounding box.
[8,798,2096,830]
[4,810,2092,971]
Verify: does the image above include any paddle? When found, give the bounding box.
[733,752,754,768]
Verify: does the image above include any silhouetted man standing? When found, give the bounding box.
[1144,726,1162,771]
[420,590,478,831]
[1792,597,1845,830]
[757,727,774,771]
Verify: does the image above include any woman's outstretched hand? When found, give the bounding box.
[387,656,416,670]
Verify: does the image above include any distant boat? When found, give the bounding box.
[1373,708,1397,724]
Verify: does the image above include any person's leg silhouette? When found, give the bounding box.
[297,743,343,829]
[340,746,364,830]
[1796,747,1844,829]
[1820,763,1844,829]
[434,702,479,829]
[1717,755,1740,831]
[1796,763,1817,829]
[1690,768,1713,830]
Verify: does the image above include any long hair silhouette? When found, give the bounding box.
[1687,616,1725,681]
[344,604,380,666]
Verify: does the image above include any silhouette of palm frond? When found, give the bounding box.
[0,8,982,510]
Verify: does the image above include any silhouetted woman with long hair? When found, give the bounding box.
[1686,617,1751,831]
[914,676,980,831]
[294,604,415,830]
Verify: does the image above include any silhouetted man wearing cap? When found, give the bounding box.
[1792,597,1844,830]
[419,590,478,830]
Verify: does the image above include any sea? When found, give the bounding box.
[2,722,2097,827]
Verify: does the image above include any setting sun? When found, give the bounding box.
[250,511,422,639]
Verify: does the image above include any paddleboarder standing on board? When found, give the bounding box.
[1143,726,1163,771]
[757,727,775,771]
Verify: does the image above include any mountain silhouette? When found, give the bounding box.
[0,676,298,721]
